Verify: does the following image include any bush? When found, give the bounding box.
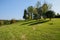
[0,20,4,26]
[4,20,10,25]
[10,19,16,24]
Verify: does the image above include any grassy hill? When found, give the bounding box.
[0,18,60,40]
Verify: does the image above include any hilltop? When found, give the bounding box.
[0,18,60,40]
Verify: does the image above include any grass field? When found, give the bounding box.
[0,18,60,40]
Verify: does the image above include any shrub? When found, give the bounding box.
[0,20,4,26]
[4,20,10,25]
[10,19,16,24]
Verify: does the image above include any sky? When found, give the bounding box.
[0,0,60,20]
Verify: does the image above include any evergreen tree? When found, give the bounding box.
[23,9,28,20]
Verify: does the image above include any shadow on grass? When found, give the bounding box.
[21,20,36,25]
[29,20,49,26]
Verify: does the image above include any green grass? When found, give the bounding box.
[0,18,60,40]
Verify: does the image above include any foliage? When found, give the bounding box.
[46,10,55,20]
[33,8,38,14]
[42,3,48,13]
[27,6,33,19]
[4,20,9,25]
[55,14,60,18]
[33,8,38,20]
[0,20,4,26]
[23,9,29,20]
[10,19,16,24]
[23,1,53,20]
[36,1,41,8]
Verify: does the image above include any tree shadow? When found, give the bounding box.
[29,20,49,26]
[21,20,36,25]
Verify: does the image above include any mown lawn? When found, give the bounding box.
[0,18,60,40]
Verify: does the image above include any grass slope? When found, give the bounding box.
[0,18,60,40]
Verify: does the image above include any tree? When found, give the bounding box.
[42,3,52,20]
[33,8,38,20]
[35,1,42,20]
[57,13,60,16]
[42,3,48,14]
[27,6,33,19]
[46,10,55,20]
[36,1,41,8]
[55,13,60,18]
[23,9,28,20]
